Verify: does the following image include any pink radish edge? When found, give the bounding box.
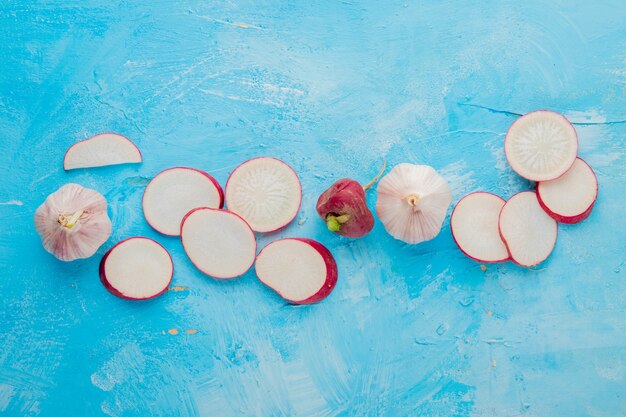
[504,110,579,181]
[536,158,598,224]
[180,207,257,280]
[63,132,142,170]
[225,156,302,233]
[450,191,511,263]
[256,238,338,304]
[99,236,173,300]
[497,191,558,267]
[142,167,224,237]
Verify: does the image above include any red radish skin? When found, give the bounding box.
[142,167,224,236]
[316,179,375,238]
[255,238,338,304]
[536,158,598,224]
[498,191,558,267]
[100,237,173,300]
[64,133,142,170]
[180,207,257,279]
[225,157,302,233]
[450,192,510,263]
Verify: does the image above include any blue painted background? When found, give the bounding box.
[1,1,625,416]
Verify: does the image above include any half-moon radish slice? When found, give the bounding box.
[64,133,142,170]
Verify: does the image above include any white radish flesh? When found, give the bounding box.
[142,167,223,236]
[255,238,338,304]
[505,111,578,181]
[181,208,256,279]
[498,191,557,267]
[64,133,142,170]
[450,192,509,263]
[536,158,598,224]
[225,157,301,232]
[100,237,173,300]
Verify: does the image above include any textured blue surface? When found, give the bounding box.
[1,1,625,416]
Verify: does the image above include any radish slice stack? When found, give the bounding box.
[143,167,224,236]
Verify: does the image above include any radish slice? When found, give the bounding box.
[100,237,173,300]
[225,157,301,232]
[142,167,224,236]
[180,208,256,279]
[536,158,598,224]
[505,111,578,181]
[64,133,142,170]
[451,192,509,263]
[498,191,558,267]
[255,238,338,304]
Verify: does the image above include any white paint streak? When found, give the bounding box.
[0,384,16,412]
[91,343,146,392]
[0,200,23,206]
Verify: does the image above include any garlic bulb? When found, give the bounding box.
[376,163,452,244]
[35,183,112,261]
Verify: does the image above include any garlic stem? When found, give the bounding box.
[363,159,387,191]
[405,194,421,207]
[59,209,84,229]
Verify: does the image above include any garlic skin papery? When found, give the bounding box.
[35,183,112,261]
[376,163,452,244]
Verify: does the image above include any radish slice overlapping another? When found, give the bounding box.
[505,111,578,181]
[225,157,302,232]
[143,167,223,236]
[255,238,338,304]
[451,192,509,263]
[537,158,598,224]
[100,237,173,300]
[181,208,256,279]
[499,191,558,267]
[64,133,142,170]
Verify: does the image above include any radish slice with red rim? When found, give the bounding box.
[225,157,302,232]
[536,157,598,224]
[499,191,557,267]
[255,238,338,304]
[181,208,256,279]
[64,133,142,170]
[451,192,510,263]
[505,111,578,181]
[100,237,173,300]
[143,167,224,236]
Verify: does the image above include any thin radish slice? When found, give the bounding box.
[451,192,510,263]
[537,158,598,224]
[225,157,301,232]
[505,111,578,181]
[143,167,224,236]
[499,191,557,267]
[181,208,256,279]
[255,238,338,304]
[64,133,142,170]
[100,237,173,300]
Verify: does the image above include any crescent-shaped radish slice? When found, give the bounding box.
[64,133,142,170]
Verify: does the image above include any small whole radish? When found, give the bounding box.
[316,161,386,238]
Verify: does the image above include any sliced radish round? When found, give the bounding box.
[181,208,256,279]
[499,191,558,267]
[505,111,578,181]
[255,238,338,304]
[64,133,142,170]
[537,158,598,224]
[451,192,510,263]
[225,157,301,232]
[100,237,173,300]
[143,167,224,236]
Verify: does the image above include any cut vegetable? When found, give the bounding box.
[100,237,173,300]
[181,208,256,279]
[536,157,598,224]
[225,157,301,232]
[451,192,509,263]
[64,133,142,170]
[255,238,337,304]
[504,111,578,181]
[498,191,558,267]
[143,167,224,236]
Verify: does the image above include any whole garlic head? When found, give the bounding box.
[35,183,112,261]
[376,163,452,244]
